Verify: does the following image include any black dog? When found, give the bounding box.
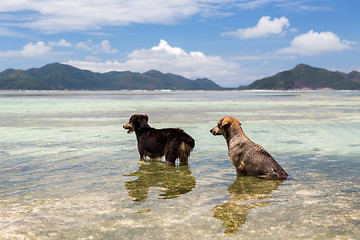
[123,114,195,165]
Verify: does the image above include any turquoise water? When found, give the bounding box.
[0,90,359,239]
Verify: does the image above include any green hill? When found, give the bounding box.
[0,63,222,90]
[2,63,360,90]
[239,64,360,90]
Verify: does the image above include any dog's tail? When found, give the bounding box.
[182,134,195,149]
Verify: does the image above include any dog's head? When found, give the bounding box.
[123,114,149,134]
[210,116,241,137]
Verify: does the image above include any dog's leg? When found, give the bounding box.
[165,155,176,165]
[165,140,180,166]
[179,156,188,166]
[139,152,147,161]
[178,142,191,165]
[165,149,176,165]
[236,167,245,176]
[138,144,146,161]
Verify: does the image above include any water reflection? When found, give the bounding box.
[124,161,196,201]
[212,177,284,234]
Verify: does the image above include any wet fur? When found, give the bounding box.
[124,114,195,165]
[210,116,288,180]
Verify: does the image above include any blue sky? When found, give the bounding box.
[0,0,359,87]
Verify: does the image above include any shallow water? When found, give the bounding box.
[0,90,359,239]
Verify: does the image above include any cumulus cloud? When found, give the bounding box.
[65,39,241,87]
[48,39,72,47]
[0,0,235,33]
[0,41,52,58]
[223,16,289,39]
[0,38,117,59]
[278,30,355,56]
[21,41,52,57]
[75,40,118,54]
[98,40,118,54]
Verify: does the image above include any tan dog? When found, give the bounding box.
[210,117,288,180]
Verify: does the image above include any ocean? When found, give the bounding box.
[1,90,359,239]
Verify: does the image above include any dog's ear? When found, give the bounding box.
[144,115,149,122]
[129,115,135,123]
[220,122,228,129]
[219,118,229,129]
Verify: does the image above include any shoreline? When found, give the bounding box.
[0,88,359,93]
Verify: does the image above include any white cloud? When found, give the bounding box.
[21,41,52,57]
[230,54,295,61]
[0,41,52,58]
[65,39,242,87]
[75,40,118,54]
[98,40,118,54]
[223,16,289,39]
[64,60,124,73]
[0,1,335,34]
[48,39,72,47]
[236,0,284,9]
[0,0,235,33]
[152,40,186,55]
[0,26,29,38]
[276,1,332,11]
[236,0,332,11]
[278,30,355,56]
[75,40,93,51]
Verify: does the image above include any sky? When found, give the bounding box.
[0,0,359,87]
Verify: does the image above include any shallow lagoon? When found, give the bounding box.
[0,90,359,239]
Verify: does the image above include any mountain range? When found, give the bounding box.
[239,64,360,90]
[0,63,359,90]
[0,63,222,90]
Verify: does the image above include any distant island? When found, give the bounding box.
[0,63,359,90]
[238,64,360,90]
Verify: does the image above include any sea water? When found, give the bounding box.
[0,90,359,239]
